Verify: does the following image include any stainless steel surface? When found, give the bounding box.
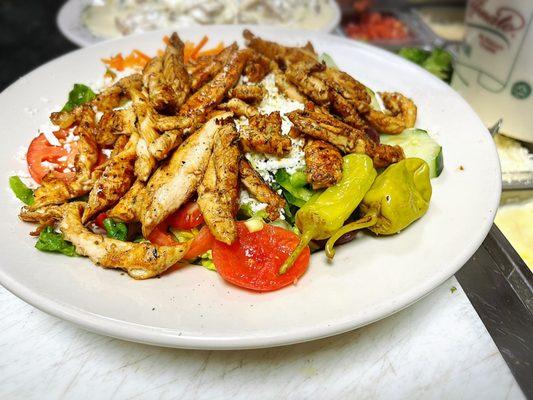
[457,225,533,399]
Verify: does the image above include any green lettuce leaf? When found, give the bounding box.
[274,169,316,208]
[9,176,34,205]
[103,218,128,241]
[62,84,96,112]
[35,226,77,257]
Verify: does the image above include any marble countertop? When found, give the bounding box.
[0,277,524,400]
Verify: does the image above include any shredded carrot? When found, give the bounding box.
[196,42,224,58]
[102,53,125,71]
[163,35,170,45]
[183,42,196,63]
[103,49,150,71]
[190,36,209,60]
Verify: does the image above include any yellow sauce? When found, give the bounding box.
[495,199,533,270]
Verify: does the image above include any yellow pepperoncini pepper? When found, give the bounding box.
[279,153,377,274]
[325,157,432,258]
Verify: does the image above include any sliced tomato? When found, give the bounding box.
[148,223,214,260]
[184,226,214,259]
[212,222,310,292]
[95,212,108,229]
[26,131,78,184]
[166,202,204,230]
[147,222,177,247]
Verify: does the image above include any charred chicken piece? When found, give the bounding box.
[287,108,404,168]
[82,133,138,223]
[92,74,142,112]
[239,158,286,221]
[218,98,258,118]
[60,203,189,279]
[197,121,240,244]
[239,111,292,157]
[143,32,190,115]
[304,139,343,189]
[149,49,248,160]
[228,84,266,104]
[243,50,272,83]
[189,43,238,91]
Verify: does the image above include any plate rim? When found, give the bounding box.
[0,25,502,349]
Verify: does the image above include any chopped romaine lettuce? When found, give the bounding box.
[398,48,453,83]
[103,218,128,241]
[62,84,96,112]
[169,227,195,243]
[9,176,34,205]
[237,203,268,220]
[198,250,216,271]
[35,226,77,257]
[275,169,316,208]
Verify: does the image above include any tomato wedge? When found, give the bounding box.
[148,223,214,260]
[184,226,214,259]
[212,222,310,292]
[95,212,108,229]
[26,131,78,184]
[166,202,204,230]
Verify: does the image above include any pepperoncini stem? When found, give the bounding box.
[325,213,378,259]
[279,231,314,275]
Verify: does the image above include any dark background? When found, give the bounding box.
[0,0,75,91]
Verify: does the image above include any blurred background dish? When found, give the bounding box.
[58,0,341,46]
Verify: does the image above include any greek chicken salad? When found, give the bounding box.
[10,30,443,291]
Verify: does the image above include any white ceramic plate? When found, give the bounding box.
[0,26,500,349]
[57,0,342,47]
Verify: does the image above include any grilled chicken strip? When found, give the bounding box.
[50,106,85,129]
[189,43,238,91]
[143,33,190,114]
[285,62,329,105]
[130,89,158,181]
[95,108,137,146]
[219,98,258,118]
[19,203,67,224]
[287,108,404,168]
[243,29,319,68]
[239,158,286,221]
[31,106,99,209]
[274,70,308,103]
[239,111,292,157]
[304,139,343,189]
[364,92,417,134]
[141,113,231,236]
[243,50,272,83]
[82,133,138,223]
[312,67,371,128]
[60,203,188,279]
[107,179,145,223]
[197,121,240,244]
[92,74,143,112]
[228,84,266,104]
[149,49,248,160]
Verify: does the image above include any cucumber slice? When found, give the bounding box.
[365,87,382,111]
[381,129,444,178]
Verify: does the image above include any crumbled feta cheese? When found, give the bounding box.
[41,161,58,170]
[42,130,61,147]
[239,189,268,212]
[102,148,113,157]
[57,156,68,162]
[65,130,79,143]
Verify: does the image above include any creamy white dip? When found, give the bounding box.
[83,0,337,39]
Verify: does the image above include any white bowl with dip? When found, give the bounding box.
[57,0,342,47]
